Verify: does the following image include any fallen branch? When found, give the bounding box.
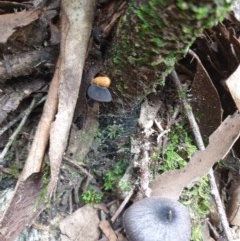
[21,57,60,180]
[47,0,95,196]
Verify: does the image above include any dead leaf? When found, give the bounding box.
[150,111,240,199]
[60,205,100,241]
[226,65,240,110]
[0,10,39,43]
[99,220,117,241]
[227,175,240,226]
[191,61,222,139]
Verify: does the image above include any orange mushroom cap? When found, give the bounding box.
[91,76,111,88]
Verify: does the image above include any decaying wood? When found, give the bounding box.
[105,0,232,112]
[0,47,58,83]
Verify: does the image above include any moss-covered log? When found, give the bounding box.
[105,0,232,110]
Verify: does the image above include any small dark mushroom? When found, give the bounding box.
[123,197,191,241]
[87,85,112,102]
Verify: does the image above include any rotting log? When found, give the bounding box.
[105,0,233,111]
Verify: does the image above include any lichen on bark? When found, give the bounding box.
[105,0,232,110]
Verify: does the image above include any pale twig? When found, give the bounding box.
[0,96,46,137]
[0,95,45,164]
[171,69,233,241]
[111,189,134,223]
[62,156,92,179]
[172,69,204,149]
[207,219,221,240]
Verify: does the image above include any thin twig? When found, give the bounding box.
[63,156,92,179]
[207,219,221,240]
[0,96,46,137]
[171,69,233,241]
[172,69,204,149]
[111,189,134,223]
[53,155,93,201]
[0,95,45,164]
